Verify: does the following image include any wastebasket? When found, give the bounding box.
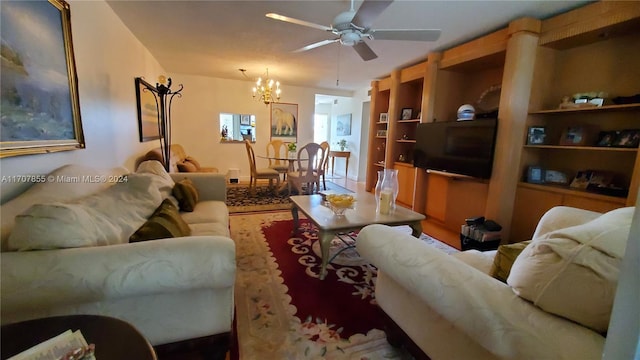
[228,168,239,184]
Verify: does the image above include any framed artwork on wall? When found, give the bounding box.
[336,113,352,136]
[0,0,85,158]
[270,102,297,142]
[135,77,160,142]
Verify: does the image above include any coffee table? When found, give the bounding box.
[290,193,425,280]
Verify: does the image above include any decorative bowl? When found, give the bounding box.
[326,194,356,216]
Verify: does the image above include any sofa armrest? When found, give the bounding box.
[1,236,235,316]
[170,173,226,202]
[356,224,605,360]
[532,206,601,239]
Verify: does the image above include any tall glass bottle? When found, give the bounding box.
[374,170,384,212]
[377,168,399,214]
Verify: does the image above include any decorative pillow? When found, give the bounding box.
[172,178,199,212]
[489,241,531,282]
[177,161,198,172]
[185,156,201,170]
[507,207,634,333]
[130,199,191,242]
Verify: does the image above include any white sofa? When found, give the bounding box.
[357,206,635,360]
[0,162,235,357]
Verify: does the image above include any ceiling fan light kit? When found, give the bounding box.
[265,0,441,61]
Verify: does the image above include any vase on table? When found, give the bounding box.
[376,168,399,214]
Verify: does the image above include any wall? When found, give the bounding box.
[0,0,164,202]
[168,73,354,182]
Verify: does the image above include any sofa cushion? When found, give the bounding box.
[177,161,198,172]
[173,178,199,212]
[1,165,128,251]
[490,241,531,282]
[130,199,191,242]
[507,207,634,333]
[189,222,231,237]
[180,201,228,225]
[8,173,165,251]
[185,156,201,170]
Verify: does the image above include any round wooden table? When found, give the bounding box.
[1,315,157,360]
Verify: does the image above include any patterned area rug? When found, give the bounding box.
[226,181,352,214]
[229,211,458,359]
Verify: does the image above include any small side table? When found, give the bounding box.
[329,150,351,178]
[1,315,157,360]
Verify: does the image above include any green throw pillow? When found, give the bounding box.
[489,240,531,283]
[172,178,199,212]
[130,199,191,242]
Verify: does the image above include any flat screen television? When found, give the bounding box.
[413,118,498,179]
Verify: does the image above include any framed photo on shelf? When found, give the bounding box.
[527,126,546,145]
[612,129,640,148]
[401,108,412,120]
[559,126,592,146]
[379,112,388,122]
[376,130,387,137]
[596,131,618,147]
[526,166,545,184]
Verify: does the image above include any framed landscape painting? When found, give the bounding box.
[0,0,85,158]
[336,113,352,136]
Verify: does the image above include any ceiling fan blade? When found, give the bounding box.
[352,0,393,28]
[370,29,441,42]
[294,39,339,53]
[353,41,378,61]
[265,13,332,32]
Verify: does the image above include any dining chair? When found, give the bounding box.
[287,142,324,195]
[315,141,330,190]
[245,140,281,195]
[266,139,289,180]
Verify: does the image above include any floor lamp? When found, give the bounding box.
[140,76,183,172]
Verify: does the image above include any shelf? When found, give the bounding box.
[518,182,627,204]
[376,122,389,125]
[394,162,414,168]
[524,145,638,152]
[397,119,421,123]
[396,139,416,143]
[373,162,385,168]
[375,136,387,139]
[529,103,640,115]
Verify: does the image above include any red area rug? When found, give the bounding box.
[230,211,404,359]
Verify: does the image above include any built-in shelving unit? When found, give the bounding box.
[510,2,640,242]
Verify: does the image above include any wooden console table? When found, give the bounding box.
[329,151,350,178]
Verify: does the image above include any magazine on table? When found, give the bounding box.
[8,329,95,360]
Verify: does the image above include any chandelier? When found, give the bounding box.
[252,68,281,105]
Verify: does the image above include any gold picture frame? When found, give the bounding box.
[0,0,85,158]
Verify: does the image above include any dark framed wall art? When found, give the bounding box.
[135,77,160,142]
[0,0,85,158]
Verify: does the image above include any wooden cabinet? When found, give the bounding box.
[511,2,640,241]
[510,184,626,243]
[394,162,416,207]
[424,171,489,232]
[366,77,391,190]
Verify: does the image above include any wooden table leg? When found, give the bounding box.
[409,221,423,238]
[331,156,336,177]
[318,230,334,280]
[291,205,300,234]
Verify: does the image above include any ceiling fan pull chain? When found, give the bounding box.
[336,45,341,87]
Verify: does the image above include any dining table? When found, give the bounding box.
[257,155,309,193]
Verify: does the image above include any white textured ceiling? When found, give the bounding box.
[107,0,590,93]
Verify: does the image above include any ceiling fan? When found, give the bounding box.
[266,0,441,61]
